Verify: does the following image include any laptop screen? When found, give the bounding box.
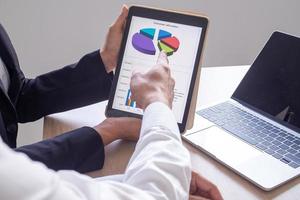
[232,32,300,131]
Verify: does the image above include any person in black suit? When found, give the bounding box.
[0,6,141,173]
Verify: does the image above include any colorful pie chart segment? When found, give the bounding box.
[140,28,155,39]
[132,33,156,55]
[158,30,172,40]
[161,37,180,51]
[158,41,175,56]
[132,28,180,56]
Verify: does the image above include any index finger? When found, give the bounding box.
[193,173,223,200]
[157,51,169,66]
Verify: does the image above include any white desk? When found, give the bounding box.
[43,65,300,200]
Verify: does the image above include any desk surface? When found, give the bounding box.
[43,65,300,200]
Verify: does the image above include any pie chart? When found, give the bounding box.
[132,28,180,56]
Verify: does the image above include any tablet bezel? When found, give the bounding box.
[105,5,208,133]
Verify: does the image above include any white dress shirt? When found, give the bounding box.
[0,57,10,93]
[0,102,191,200]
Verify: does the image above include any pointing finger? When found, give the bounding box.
[157,51,169,66]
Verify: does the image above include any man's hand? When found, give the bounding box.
[189,171,223,200]
[130,51,175,110]
[100,5,128,73]
[93,117,141,145]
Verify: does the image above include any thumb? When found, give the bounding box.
[114,5,129,27]
[157,51,169,66]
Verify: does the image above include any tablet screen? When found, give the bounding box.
[112,16,202,123]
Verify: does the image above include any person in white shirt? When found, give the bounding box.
[0,5,222,200]
[0,51,222,200]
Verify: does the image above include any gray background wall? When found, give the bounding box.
[0,0,299,146]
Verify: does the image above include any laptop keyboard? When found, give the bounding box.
[197,102,300,169]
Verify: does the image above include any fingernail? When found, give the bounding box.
[160,51,166,57]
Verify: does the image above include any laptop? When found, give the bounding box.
[183,31,300,191]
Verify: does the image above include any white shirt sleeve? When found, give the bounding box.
[123,102,191,200]
[0,102,191,200]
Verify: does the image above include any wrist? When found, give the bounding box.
[144,96,170,110]
[93,124,120,145]
[100,50,114,73]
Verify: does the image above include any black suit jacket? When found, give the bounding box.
[0,23,113,173]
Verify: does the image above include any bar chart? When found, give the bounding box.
[125,89,136,108]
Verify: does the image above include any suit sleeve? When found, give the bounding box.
[13,51,110,172]
[15,126,105,173]
[16,50,113,123]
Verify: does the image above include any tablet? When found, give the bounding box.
[106,5,208,133]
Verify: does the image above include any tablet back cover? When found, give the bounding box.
[186,17,208,131]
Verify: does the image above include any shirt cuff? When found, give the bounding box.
[141,102,180,138]
[90,50,114,82]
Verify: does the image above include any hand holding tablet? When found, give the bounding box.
[106,5,208,132]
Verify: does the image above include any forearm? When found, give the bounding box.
[15,127,105,173]
[16,51,113,122]
[123,102,191,200]
[0,137,158,200]
[0,103,190,200]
